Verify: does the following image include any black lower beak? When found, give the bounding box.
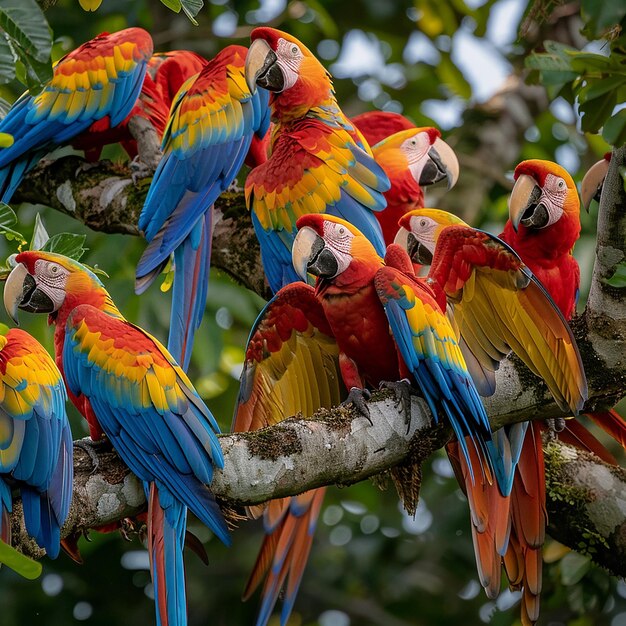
[520,202,549,230]
[19,274,54,313]
[255,50,284,92]
[419,148,448,186]
[406,234,432,265]
[307,238,339,278]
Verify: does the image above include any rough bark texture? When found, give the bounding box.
[7,145,626,577]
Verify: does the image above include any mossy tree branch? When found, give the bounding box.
[8,147,626,578]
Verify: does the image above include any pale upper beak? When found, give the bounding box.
[292,226,323,281]
[3,263,29,324]
[581,158,610,212]
[245,39,280,94]
[424,137,459,190]
[393,227,409,251]
[508,173,544,232]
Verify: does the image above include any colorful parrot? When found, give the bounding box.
[135,44,270,370]
[0,326,73,559]
[395,205,593,625]
[4,251,230,626]
[244,27,389,294]
[0,28,153,202]
[234,212,585,624]
[72,50,208,163]
[352,111,459,246]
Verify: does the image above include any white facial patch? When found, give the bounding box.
[540,173,568,227]
[34,259,70,310]
[409,215,438,254]
[276,38,304,91]
[322,221,355,276]
[401,132,432,180]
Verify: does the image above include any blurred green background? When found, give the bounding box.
[0,0,625,624]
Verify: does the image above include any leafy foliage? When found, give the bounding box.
[0,541,42,579]
[0,0,52,91]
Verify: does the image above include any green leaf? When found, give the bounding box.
[581,0,626,36]
[30,213,49,250]
[0,202,24,242]
[181,0,202,22]
[578,75,626,103]
[0,0,51,63]
[14,47,52,92]
[159,0,181,13]
[560,551,591,585]
[0,541,42,579]
[602,108,626,146]
[579,90,617,133]
[0,32,14,85]
[41,233,87,260]
[604,261,626,288]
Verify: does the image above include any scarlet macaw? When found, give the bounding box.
[0,326,73,558]
[396,205,593,625]
[244,27,389,294]
[135,45,270,369]
[72,50,208,163]
[352,111,459,246]
[234,212,585,625]
[4,252,230,626]
[0,28,153,201]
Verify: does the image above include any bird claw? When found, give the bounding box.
[379,379,417,432]
[73,437,111,474]
[119,517,142,542]
[130,154,161,184]
[342,387,372,424]
[546,417,566,433]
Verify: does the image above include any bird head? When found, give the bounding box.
[292,214,380,283]
[580,153,611,212]
[245,28,332,119]
[508,159,579,232]
[4,251,107,323]
[373,127,459,190]
[395,209,467,265]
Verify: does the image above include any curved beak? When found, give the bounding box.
[420,138,459,189]
[581,158,610,212]
[245,39,282,94]
[292,226,338,281]
[4,263,29,324]
[393,226,409,251]
[508,173,546,232]
[4,263,55,323]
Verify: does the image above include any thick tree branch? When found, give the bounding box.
[8,146,626,577]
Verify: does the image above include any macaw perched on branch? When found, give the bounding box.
[244,27,389,294]
[4,252,230,626]
[396,204,594,625]
[136,45,270,370]
[234,212,585,625]
[0,327,72,559]
[72,50,208,163]
[0,28,153,202]
[352,111,459,246]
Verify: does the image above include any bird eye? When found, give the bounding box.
[291,45,299,55]
[411,140,417,146]
[420,219,427,227]
[339,227,345,235]
[558,180,565,189]
[49,264,59,274]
